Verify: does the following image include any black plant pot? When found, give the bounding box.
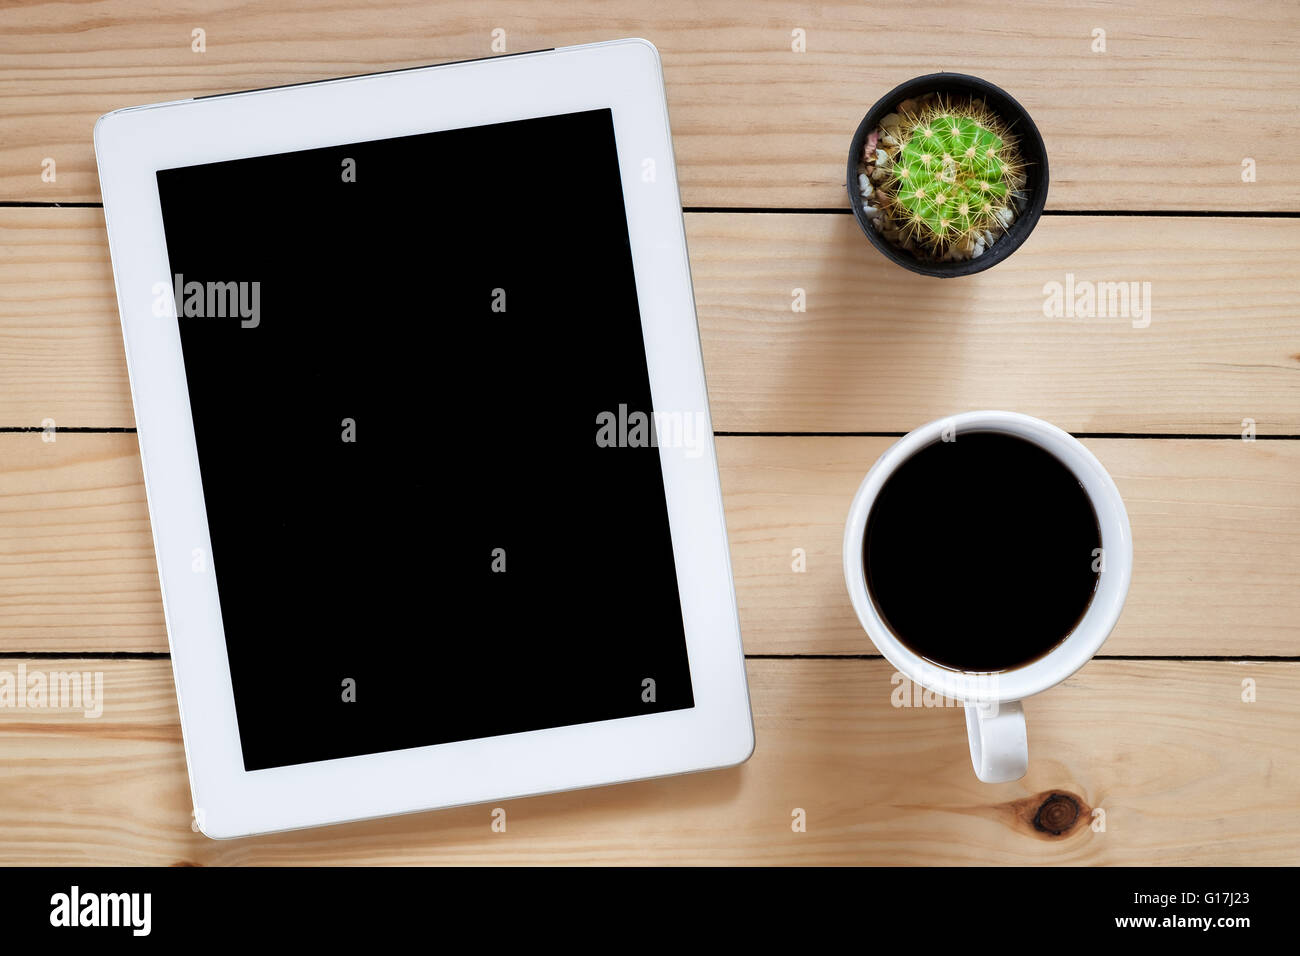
[847,73,1048,277]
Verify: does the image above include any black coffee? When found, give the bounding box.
[863,431,1101,672]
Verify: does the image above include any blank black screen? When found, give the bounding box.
[155,107,694,771]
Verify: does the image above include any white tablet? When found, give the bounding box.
[94,38,753,839]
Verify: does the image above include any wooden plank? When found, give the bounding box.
[0,433,161,650]
[719,436,1300,658]
[3,209,1299,434]
[0,208,129,428]
[0,658,1293,864]
[3,433,1297,657]
[1,0,1297,209]
[691,213,1300,434]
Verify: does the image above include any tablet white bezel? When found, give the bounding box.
[94,38,753,839]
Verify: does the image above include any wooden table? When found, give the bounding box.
[2,1,1297,865]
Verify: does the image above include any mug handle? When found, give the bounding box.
[964,700,1028,783]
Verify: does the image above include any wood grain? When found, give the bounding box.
[0,657,1292,864]
[3,433,1296,657]
[1,0,1297,209]
[3,209,1299,434]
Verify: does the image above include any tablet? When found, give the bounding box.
[94,38,753,838]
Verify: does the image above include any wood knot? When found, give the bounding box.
[1006,789,1091,839]
[1032,793,1081,835]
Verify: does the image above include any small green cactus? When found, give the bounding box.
[880,102,1023,253]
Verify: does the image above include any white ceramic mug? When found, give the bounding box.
[842,411,1133,783]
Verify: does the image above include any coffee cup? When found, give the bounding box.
[842,411,1133,782]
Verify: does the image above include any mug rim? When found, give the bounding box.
[842,411,1133,702]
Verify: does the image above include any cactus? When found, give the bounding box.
[879,101,1023,253]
